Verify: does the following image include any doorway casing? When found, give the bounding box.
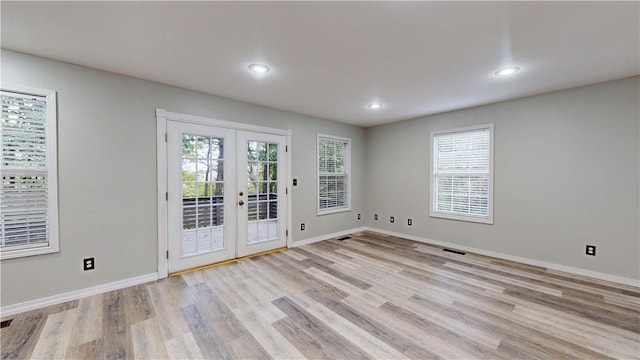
[156,109,293,279]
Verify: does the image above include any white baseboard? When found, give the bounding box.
[1,272,159,317]
[291,227,368,247]
[361,227,639,288]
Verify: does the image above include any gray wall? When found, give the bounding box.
[1,50,365,306]
[2,50,638,307]
[364,76,640,280]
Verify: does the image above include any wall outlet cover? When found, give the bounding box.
[83,257,95,271]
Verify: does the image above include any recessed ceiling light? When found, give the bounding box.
[368,103,383,110]
[249,64,270,73]
[494,66,520,76]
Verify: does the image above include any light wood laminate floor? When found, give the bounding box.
[2,231,639,359]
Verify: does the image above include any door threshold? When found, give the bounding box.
[169,247,287,277]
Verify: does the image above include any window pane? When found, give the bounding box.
[1,90,57,253]
[248,201,258,221]
[268,143,278,162]
[183,206,197,230]
[212,204,224,226]
[197,206,211,228]
[432,126,492,221]
[318,136,350,212]
[269,162,277,181]
[182,134,197,158]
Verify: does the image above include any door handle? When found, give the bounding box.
[238,200,245,206]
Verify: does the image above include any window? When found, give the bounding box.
[317,134,350,215]
[430,124,493,224]
[1,86,58,259]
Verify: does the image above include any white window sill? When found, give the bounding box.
[430,211,493,225]
[317,207,351,216]
[0,243,59,260]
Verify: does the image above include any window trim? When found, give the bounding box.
[429,123,494,224]
[317,133,351,215]
[1,84,59,260]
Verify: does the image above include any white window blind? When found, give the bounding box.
[431,124,493,224]
[1,87,59,259]
[318,135,350,214]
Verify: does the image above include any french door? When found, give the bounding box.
[167,121,287,273]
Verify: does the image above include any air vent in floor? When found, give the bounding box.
[1,319,13,328]
[443,248,466,255]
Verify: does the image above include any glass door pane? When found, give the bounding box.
[237,131,286,257]
[181,134,225,256]
[246,140,279,244]
[167,121,236,273]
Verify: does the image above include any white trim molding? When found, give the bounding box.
[361,227,639,288]
[291,227,367,247]
[0,272,159,317]
[429,123,494,225]
[156,108,293,276]
[0,84,59,260]
[317,133,352,216]
[156,109,292,137]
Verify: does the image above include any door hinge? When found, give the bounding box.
[166,250,169,259]
[286,187,288,195]
[165,192,168,201]
[285,145,288,152]
[165,133,168,142]
[286,229,288,237]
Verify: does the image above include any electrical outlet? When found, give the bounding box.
[83,257,95,271]
[408,219,413,226]
[301,223,305,231]
[374,214,378,220]
[293,179,298,186]
[390,216,395,223]
[357,213,361,220]
[585,245,596,256]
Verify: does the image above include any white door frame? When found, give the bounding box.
[156,109,293,279]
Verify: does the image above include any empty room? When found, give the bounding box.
[1,1,639,359]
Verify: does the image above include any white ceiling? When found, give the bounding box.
[2,1,638,127]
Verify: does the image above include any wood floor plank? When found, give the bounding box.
[231,306,307,359]
[164,332,205,359]
[272,296,371,360]
[379,301,503,359]
[65,338,103,360]
[101,289,134,360]
[145,279,192,341]
[303,303,410,360]
[180,303,234,359]
[340,291,454,359]
[68,294,103,347]
[30,308,78,360]
[305,288,439,359]
[192,282,273,360]
[451,300,619,359]
[131,317,169,359]
[0,311,47,359]
[124,284,156,325]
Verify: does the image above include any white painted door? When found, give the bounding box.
[236,131,287,257]
[167,122,287,273]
